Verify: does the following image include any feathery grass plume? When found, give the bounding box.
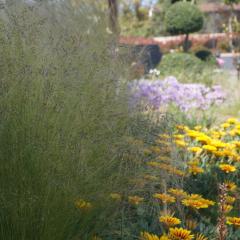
[0,1,164,239]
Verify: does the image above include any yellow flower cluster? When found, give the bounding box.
[147,161,185,177]
[173,118,240,176]
[141,227,200,240]
[137,119,240,239]
[182,194,215,210]
[74,199,92,211]
[153,193,176,204]
[159,215,181,227]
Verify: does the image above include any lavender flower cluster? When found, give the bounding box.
[130,76,226,112]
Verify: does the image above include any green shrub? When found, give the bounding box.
[194,47,213,61]
[164,2,204,51]
[159,52,204,74]
[164,2,204,35]
[157,52,217,85]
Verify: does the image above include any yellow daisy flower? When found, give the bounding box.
[159,215,181,227]
[221,204,233,213]
[175,140,187,147]
[188,147,202,154]
[221,123,231,129]
[226,217,240,227]
[219,164,236,173]
[188,165,204,175]
[195,233,208,240]
[153,193,176,203]
[226,196,236,204]
[182,195,214,209]
[75,199,92,210]
[128,196,144,205]
[224,181,237,192]
[110,193,121,201]
[227,118,238,124]
[160,235,170,240]
[202,145,217,152]
[168,188,188,199]
[168,227,194,240]
[140,231,161,240]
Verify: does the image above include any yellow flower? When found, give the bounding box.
[227,118,238,124]
[175,140,187,147]
[221,204,233,213]
[168,227,194,240]
[140,231,161,240]
[210,131,221,139]
[222,149,236,157]
[232,141,240,148]
[170,167,185,177]
[159,215,181,227]
[128,196,144,205]
[156,156,171,161]
[226,196,236,204]
[188,165,204,175]
[229,129,237,136]
[150,146,161,154]
[92,236,102,240]
[213,150,225,157]
[187,147,202,154]
[110,193,121,201]
[168,188,188,199]
[196,136,211,145]
[174,134,185,140]
[202,145,217,152]
[185,219,198,230]
[195,233,208,240]
[186,130,200,138]
[75,199,92,210]
[156,139,170,145]
[226,217,240,227]
[176,125,186,130]
[159,134,171,139]
[160,235,170,240]
[153,193,176,203]
[210,140,227,148]
[188,159,200,166]
[224,181,237,192]
[182,199,208,209]
[221,123,230,129]
[147,161,161,168]
[219,164,236,173]
[144,174,158,181]
[182,195,214,209]
[194,126,202,131]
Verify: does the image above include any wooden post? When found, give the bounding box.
[108,0,119,34]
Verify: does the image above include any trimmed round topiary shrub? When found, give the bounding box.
[164,2,204,51]
[159,52,203,72]
[194,47,213,61]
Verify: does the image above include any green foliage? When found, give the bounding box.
[224,0,240,5]
[0,1,165,239]
[164,2,204,35]
[194,47,215,62]
[158,52,204,74]
[157,52,218,85]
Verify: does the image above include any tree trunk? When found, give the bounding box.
[183,33,189,52]
[228,5,234,53]
[108,0,119,34]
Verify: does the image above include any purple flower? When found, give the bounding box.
[129,77,226,112]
